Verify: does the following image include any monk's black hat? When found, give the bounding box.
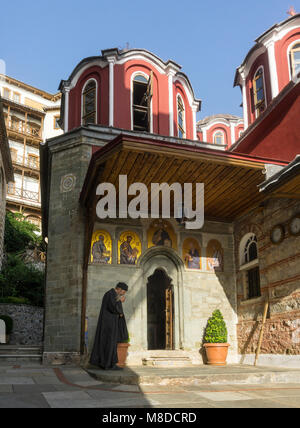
[116,282,128,291]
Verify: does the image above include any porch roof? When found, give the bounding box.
[80,133,288,222]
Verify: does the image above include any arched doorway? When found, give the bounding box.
[147,268,174,350]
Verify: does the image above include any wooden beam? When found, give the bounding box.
[254,301,269,366]
[271,192,300,200]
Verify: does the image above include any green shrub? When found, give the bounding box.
[0,296,30,305]
[204,309,228,343]
[0,315,13,334]
[0,253,44,307]
[4,212,41,253]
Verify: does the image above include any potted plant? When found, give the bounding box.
[203,310,229,366]
[117,334,130,367]
[0,315,13,344]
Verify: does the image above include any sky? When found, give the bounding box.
[1,0,300,120]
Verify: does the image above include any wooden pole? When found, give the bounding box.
[254,301,269,366]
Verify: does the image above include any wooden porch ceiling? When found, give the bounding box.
[80,135,288,222]
[267,174,300,200]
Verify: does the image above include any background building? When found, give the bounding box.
[0,74,62,229]
[0,99,14,269]
[234,13,300,129]
[197,114,244,149]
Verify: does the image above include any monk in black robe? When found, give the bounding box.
[90,282,128,370]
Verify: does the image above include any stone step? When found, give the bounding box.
[0,346,42,354]
[142,357,192,367]
[0,345,42,361]
[0,355,42,362]
[87,365,300,386]
[145,350,190,357]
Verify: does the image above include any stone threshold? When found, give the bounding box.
[86,364,300,386]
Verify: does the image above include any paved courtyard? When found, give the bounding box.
[0,363,300,408]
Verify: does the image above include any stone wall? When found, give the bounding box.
[234,197,300,362]
[0,304,44,345]
[43,134,92,360]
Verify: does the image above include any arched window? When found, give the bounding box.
[253,68,265,117]
[177,95,185,138]
[213,131,224,145]
[289,42,300,77]
[240,234,261,299]
[132,73,152,132]
[82,80,96,125]
[244,235,258,264]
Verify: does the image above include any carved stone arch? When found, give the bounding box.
[238,222,263,243]
[137,245,184,271]
[138,245,184,350]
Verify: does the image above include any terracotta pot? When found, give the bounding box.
[204,343,230,366]
[117,343,130,367]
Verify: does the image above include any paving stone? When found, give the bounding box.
[53,384,83,392]
[0,376,34,385]
[85,390,150,407]
[194,391,256,402]
[144,392,211,406]
[32,376,62,385]
[43,399,101,408]
[42,390,100,408]
[0,385,13,392]
[210,398,297,408]
[43,390,92,400]
[266,397,300,408]
[239,388,300,398]
[12,384,57,393]
[0,393,50,408]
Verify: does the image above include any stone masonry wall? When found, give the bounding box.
[234,197,300,356]
[43,136,92,360]
[0,304,44,345]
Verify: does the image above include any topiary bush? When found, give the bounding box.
[0,315,13,335]
[204,309,228,343]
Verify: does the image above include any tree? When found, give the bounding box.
[0,212,45,307]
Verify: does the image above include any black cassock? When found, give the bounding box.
[90,288,128,369]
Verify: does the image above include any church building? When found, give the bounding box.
[41,14,300,367]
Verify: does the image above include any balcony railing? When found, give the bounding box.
[11,154,40,170]
[7,186,40,203]
[5,117,42,139]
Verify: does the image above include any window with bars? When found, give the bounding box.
[82,80,96,125]
[289,42,300,78]
[253,68,265,117]
[243,235,261,299]
[177,96,185,138]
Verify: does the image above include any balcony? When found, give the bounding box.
[5,117,42,139]
[7,186,40,203]
[11,154,40,171]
